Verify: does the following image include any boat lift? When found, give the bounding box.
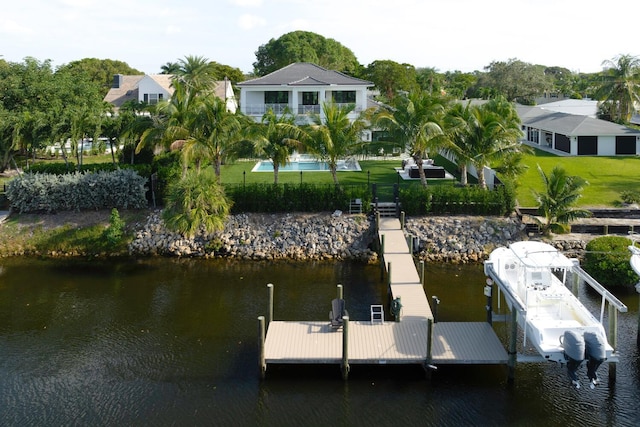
[484,259,627,383]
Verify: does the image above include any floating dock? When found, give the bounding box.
[259,216,507,378]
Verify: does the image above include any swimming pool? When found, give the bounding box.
[252,155,361,172]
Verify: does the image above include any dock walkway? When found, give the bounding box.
[261,216,507,377]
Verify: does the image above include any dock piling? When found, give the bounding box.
[342,315,350,380]
[337,284,343,300]
[267,283,274,327]
[258,316,266,379]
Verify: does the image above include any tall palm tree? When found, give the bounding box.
[461,97,525,189]
[180,95,248,180]
[444,101,475,185]
[307,102,368,186]
[374,91,447,187]
[594,54,640,124]
[533,165,591,234]
[247,107,307,184]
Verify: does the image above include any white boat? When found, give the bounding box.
[628,243,640,280]
[484,241,612,367]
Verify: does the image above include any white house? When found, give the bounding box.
[517,104,640,155]
[104,74,238,113]
[237,62,374,126]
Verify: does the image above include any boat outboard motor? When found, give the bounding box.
[584,331,607,387]
[561,330,585,387]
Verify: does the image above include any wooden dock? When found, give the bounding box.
[259,216,508,378]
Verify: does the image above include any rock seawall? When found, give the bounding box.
[129,211,589,263]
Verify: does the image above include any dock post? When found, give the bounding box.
[376,211,380,232]
[637,282,640,348]
[507,309,518,383]
[387,262,392,289]
[570,260,580,296]
[342,315,350,380]
[258,316,266,379]
[425,318,434,379]
[400,211,405,230]
[419,260,425,286]
[608,304,618,381]
[431,296,440,323]
[267,283,274,328]
[407,234,412,252]
[379,234,385,280]
[485,279,493,325]
[337,283,343,300]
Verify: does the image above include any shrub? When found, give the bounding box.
[620,190,640,205]
[225,183,370,213]
[583,236,637,290]
[398,183,515,216]
[6,169,148,213]
[103,208,125,245]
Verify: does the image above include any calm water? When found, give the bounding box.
[0,258,638,426]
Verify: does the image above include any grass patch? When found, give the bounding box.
[515,148,640,207]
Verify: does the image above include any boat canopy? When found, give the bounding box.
[508,241,574,269]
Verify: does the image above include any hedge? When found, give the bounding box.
[6,169,148,213]
[583,236,638,290]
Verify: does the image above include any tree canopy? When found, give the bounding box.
[479,58,552,104]
[365,60,419,101]
[253,31,360,76]
[57,58,143,96]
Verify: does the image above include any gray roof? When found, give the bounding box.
[516,105,640,136]
[238,62,373,87]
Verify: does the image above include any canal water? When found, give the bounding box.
[0,258,638,426]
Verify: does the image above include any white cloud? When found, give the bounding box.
[238,14,266,30]
[165,25,181,35]
[230,0,263,6]
[0,19,33,35]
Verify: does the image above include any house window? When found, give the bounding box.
[143,93,163,105]
[527,127,539,144]
[615,135,636,155]
[302,92,319,105]
[555,134,570,153]
[333,91,356,104]
[577,136,597,155]
[264,91,288,104]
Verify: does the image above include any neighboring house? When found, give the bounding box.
[103,74,238,113]
[517,105,640,155]
[237,62,374,127]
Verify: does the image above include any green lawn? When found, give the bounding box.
[7,149,640,209]
[516,148,640,207]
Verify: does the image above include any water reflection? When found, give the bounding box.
[0,258,637,426]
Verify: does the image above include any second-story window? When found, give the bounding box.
[332,91,355,103]
[143,93,163,104]
[264,91,288,104]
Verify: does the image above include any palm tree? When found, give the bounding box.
[247,107,307,184]
[444,101,475,185]
[594,54,640,124]
[307,102,368,186]
[162,168,232,238]
[533,165,591,234]
[459,97,525,189]
[374,91,447,187]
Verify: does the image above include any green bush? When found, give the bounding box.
[225,183,371,213]
[583,236,637,289]
[620,190,640,205]
[103,208,125,245]
[6,169,148,213]
[398,183,515,216]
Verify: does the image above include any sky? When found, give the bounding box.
[1,0,638,75]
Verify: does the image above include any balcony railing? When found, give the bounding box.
[244,103,363,116]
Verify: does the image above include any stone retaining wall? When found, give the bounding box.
[129,211,589,263]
